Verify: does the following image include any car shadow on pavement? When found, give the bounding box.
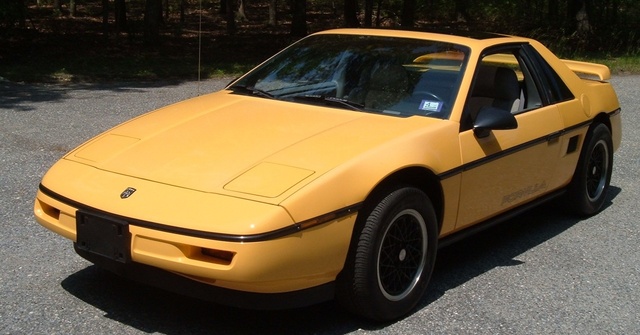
[60,186,621,334]
[61,265,363,334]
[1,81,67,112]
[0,80,186,112]
[419,185,622,309]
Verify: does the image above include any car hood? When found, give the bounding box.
[66,91,440,203]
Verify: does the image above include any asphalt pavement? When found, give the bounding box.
[1,76,638,334]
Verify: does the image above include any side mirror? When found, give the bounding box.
[473,106,518,138]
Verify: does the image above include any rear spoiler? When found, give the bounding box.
[481,54,610,81]
[561,59,611,81]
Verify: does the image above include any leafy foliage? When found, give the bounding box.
[1,0,639,82]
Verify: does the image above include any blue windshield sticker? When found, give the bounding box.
[419,100,442,112]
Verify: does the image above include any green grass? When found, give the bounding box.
[0,32,285,83]
[0,55,254,83]
[4,42,638,83]
[585,55,640,75]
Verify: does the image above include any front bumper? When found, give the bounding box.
[73,242,336,310]
[34,186,357,296]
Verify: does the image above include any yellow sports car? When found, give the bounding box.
[35,28,622,321]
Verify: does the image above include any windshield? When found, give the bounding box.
[229,34,469,118]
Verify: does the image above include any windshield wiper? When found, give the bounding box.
[293,95,365,111]
[228,85,275,99]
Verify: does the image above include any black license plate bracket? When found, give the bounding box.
[76,210,131,263]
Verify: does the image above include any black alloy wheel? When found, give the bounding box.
[337,186,438,321]
[568,123,613,216]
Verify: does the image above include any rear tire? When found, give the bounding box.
[336,187,438,321]
[567,123,613,216]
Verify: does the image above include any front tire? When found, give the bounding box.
[337,187,438,321]
[568,123,613,216]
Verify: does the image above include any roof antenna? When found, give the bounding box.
[197,0,203,96]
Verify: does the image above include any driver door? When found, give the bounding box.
[455,47,565,229]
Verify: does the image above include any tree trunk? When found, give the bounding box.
[180,0,186,24]
[102,0,109,36]
[548,0,559,27]
[364,0,373,27]
[611,0,619,24]
[576,2,591,35]
[236,0,248,21]
[7,0,28,28]
[400,0,416,27]
[225,0,236,34]
[268,0,277,26]
[53,0,61,15]
[290,0,307,36]
[568,0,591,49]
[220,0,227,15]
[567,0,581,26]
[144,0,163,44]
[10,0,25,27]
[69,0,76,16]
[344,0,359,27]
[114,0,127,34]
[454,0,470,22]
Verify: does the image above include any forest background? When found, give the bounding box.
[1,0,639,82]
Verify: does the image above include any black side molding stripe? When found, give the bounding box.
[438,188,566,248]
[437,107,621,181]
[39,184,361,243]
[610,107,621,116]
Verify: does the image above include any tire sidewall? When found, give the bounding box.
[339,187,438,321]
[569,123,613,216]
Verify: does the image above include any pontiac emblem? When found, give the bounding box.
[120,187,137,199]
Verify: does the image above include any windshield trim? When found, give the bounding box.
[228,34,470,120]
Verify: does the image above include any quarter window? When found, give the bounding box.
[523,44,574,104]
